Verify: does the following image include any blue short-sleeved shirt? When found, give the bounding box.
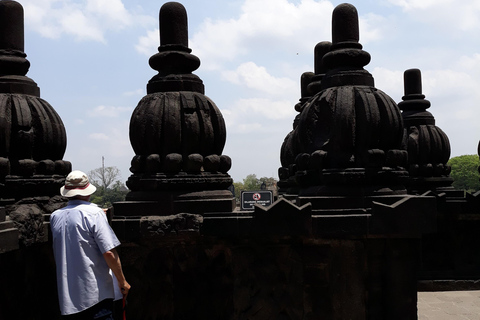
[50,200,121,315]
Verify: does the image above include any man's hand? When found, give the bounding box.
[119,280,131,297]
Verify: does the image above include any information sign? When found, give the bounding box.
[241,190,273,210]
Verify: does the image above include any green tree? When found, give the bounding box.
[90,181,128,208]
[243,174,261,190]
[232,181,244,205]
[259,176,277,190]
[448,155,480,192]
[88,166,127,208]
[88,166,120,190]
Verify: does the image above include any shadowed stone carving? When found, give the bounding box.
[280,3,407,196]
[116,2,234,216]
[0,0,71,202]
[0,1,70,253]
[400,68,452,192]
[279,41,331,196]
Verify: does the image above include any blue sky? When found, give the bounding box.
[16,0,480,183]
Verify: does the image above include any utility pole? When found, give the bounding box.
[102,156,105,207]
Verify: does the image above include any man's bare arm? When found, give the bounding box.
[103,248,131,296]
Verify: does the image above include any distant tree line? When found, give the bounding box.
[448,154,480,192]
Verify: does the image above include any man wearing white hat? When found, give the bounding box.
[50,170,131,319]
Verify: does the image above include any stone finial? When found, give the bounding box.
[331,3,360,45]
[403,68,424,97]
[293,72,314,113]
[307,41,331,96]
[0,0,29,76]
[0,0,23,50]
[147,2,202,93]
[399,69,451,183]
[159,2,188,48]
[322,3,372,88]
[314,41,332,75]
[400,69,432,123]
[0,0,38,95]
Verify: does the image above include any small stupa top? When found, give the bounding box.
[278,3,407,194]
[399,69,434,126]
[399,69,451,183]
[0,0,70,200]
[147,1,203,94]
[321,3,373,89]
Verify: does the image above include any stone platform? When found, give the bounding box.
[418,290,480,320]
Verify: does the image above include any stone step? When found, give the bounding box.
[0,226,19,253]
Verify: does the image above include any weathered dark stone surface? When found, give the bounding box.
[118,2,234,215]
[8,203,47,246]
[0,1,70,202]
[111,194,430,320]
[279,3,407,196]
[418,190,480,282]
[6,195,66,246]
[2,2,477,320]
[0,215,19,253]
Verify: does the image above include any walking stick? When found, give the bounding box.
[122,296,127,320]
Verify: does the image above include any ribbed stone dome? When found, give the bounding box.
[0,94,67,163]
[279,3,407,193]
[130,91,226,164]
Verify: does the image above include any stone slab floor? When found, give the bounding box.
[418,291,480,319]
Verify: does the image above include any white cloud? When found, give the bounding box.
[135,28,159,56]
[59,9,105,42]
[88,105,132,118]
[135,0,387,71]
[222,98,296,135]
[388,0,440,10]
[222,62,298,96]
[234,98,295,120]
[89,132,110,140]
[359,13,387,44]
[235,123,263,133]
[457,54,480,74]
[388,0,480,32]
[190,0,336,70]
[22,0,144,42]
[85,0,132,28]
[372,67,404,101]
[123,88,145,96]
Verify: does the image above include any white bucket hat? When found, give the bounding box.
[60,170,97,197]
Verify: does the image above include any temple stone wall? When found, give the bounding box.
[0,209,422,320]
[118,234,419,320]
